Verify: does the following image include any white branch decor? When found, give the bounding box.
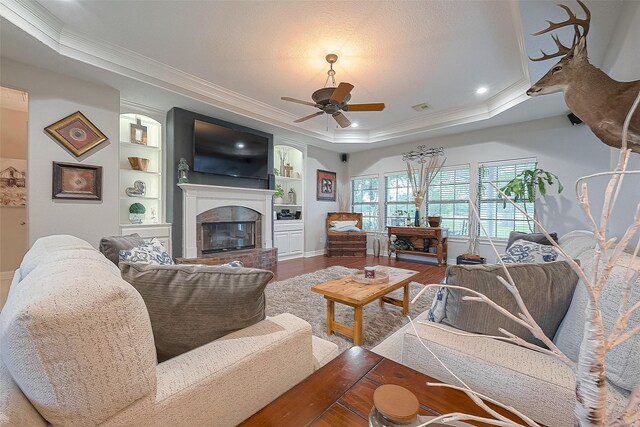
[402,145,446,211]
[411,92,640,427]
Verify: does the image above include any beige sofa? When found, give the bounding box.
[0,235,339,426]
[373,231,639,427]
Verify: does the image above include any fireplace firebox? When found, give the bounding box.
[201,221,255,253]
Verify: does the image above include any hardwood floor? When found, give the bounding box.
[269,254,446,284]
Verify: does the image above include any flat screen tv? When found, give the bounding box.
[193,119,269,179]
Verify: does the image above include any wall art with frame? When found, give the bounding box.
[52,162,102,201]
[316,169,336,201]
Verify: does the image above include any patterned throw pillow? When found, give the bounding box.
[221,260,244,267]
[119,238,174,265]
[500,239,558,264]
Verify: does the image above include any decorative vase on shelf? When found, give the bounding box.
[288,188,296,205]
[414,210,420,227]
[129,213,144,224]
[274,197,284,204]
[428,216,442,227]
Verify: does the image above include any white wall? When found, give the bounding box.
[348,115,612,261]
[0,59,120,248]
[304,145,348,254]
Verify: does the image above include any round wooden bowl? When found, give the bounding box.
[350,272,390,285]
[128,157,149,172]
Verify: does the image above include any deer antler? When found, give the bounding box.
[529,0,591,62]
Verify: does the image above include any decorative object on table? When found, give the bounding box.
[427,216,442,227]
[0,158,26,207]
[284,163,293,177]
[125,180,146,197]
[498,164,563,232]
[316,169,336,201]
[526,0,640,153]
[369,384,420,427]
[350,271,391,286]
[403,145,446,226]
[128,156,149,172]
[52,161,102,200]
[149,207,157,223]
[128,202,146,224]
[280,53,385,128]
[177,157,189,183]
[364,266,376,279]
[130,118,147,145]
[44,111,108,157]
[273,184,284,204]
[287,188,296,205]
[275,147,288,175]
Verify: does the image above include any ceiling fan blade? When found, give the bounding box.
[329,82,354,104]
[294,111,324,123]
[332,112,352,128]
[345,103,386,112]
[281,97,320,107]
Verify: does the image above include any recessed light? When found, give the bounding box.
[236,142,245,148]
[476,86,488,95]
[351,123,359,128]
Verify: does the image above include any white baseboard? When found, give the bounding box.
[304,249,325,258]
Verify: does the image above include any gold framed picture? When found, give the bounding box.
[45,111,108,157]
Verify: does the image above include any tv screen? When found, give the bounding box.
[193,119,269,179]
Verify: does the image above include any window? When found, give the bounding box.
[478,159,537,238]
[427,166,470,236]
[384,173,415,227]
[351,176,379,230]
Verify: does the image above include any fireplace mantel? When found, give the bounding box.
[179,184,275,258]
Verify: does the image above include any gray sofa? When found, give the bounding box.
[0,235,339,426]
[373,231,639,427]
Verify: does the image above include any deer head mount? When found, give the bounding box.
[526,0,640,153]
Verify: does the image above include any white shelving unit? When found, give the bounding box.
[273,143,305,260]
[119,103,171,253]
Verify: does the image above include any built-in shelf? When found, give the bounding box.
[120,196,158,200]
[274,203,302,207]
[275,176,302,182]
[121,169,162,176]
[120,142,161,151]
[274,143,305,261]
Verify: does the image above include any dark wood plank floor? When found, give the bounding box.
[269,255,446,284]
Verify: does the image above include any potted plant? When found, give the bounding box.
[499,164,563,231]
[129,202,146,224]
[273,184,285,204]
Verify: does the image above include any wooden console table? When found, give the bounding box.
[387,226,448,266]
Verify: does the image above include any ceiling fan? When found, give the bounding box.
[281,54,385,128]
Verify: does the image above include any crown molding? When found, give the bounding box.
[1,0,532,146]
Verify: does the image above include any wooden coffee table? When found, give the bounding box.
[240,347,526,426]
[311,266,419,346]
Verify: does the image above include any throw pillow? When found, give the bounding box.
[437,261,579,347]
[99,233,145,265]
[119,262,273,361]
[330,220,358,228]
[329,225,362,232]
[119,238,174,265]
[506,231,558,250]
[500,239,559,264]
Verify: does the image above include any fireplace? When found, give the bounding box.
[201,221,255,253]
[196,205,262,257]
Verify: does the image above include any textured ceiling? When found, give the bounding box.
[0,0,629,147]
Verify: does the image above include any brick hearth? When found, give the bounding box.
[176,247,278,270]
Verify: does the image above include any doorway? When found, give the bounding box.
[0,86,28,309]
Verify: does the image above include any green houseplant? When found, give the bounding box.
[129,202,146,224]
[273,184,285,204]
[499,165,563,231]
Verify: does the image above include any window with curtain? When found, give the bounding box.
[427,165,470,236]
[478,159,537,238]
[384,173,415,227]
[351,176,379,230]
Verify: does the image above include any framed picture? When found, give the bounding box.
[130,118,148,145]
[0,158,27,207]
[45,111,108,157]
[317,169,337,201]
[52,162,102,201]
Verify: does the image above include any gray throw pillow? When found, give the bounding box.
[506,231,558,250]
[119,262,273,361]
[440,261,578,347]
[99,233,145,265]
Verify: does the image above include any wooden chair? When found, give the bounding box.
[326,212,367,257]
